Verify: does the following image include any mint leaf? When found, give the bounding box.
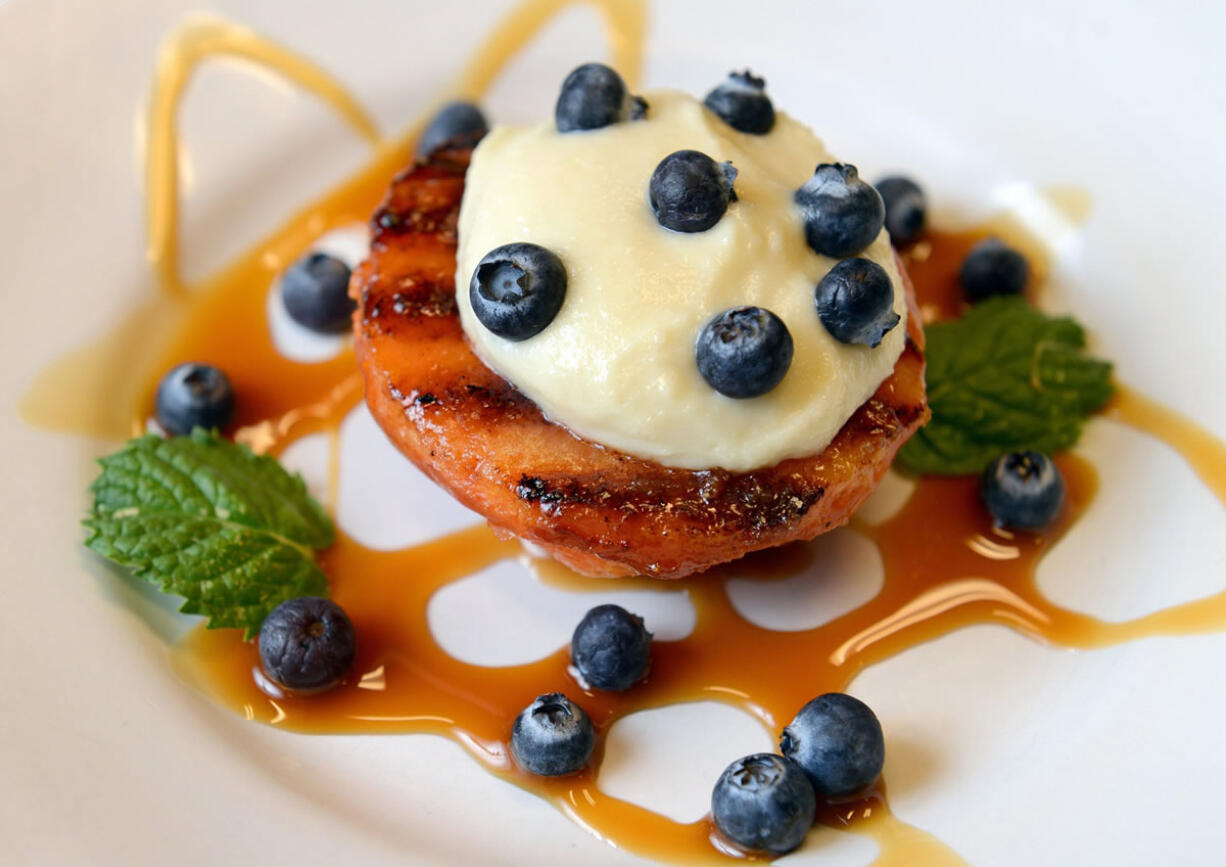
[898,296,1114,475]
[84,429,333,637]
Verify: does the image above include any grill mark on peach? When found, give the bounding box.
[351,146,929,578]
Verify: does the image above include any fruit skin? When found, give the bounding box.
[780,693,884,798]
[258,597,357,693]
[353,147,930,579]
[281,251,356,334]
[815,258,901,348]
[703,70,775,134]
[469,243,568,341]
[696,306,794,399]
[959,238,1029,302]
[649,149,738,233]
[981,450,1065,530]
[554,62,647,132]
[875,175,927,246]
[795,163,886,259]
[155,362,236,436]
[510,693,595,776]
[711,753,816,854]
[416,101,488,158]
[571,604,652,691]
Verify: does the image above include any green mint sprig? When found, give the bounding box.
[898,296,1114,475]
[84,429,333,638]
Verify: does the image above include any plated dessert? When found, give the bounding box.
[29,0,1226,863]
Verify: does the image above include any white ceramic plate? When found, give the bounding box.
[3,1,1226,864]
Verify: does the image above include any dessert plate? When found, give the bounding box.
[2,0,1225,864]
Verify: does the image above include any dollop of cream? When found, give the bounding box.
[456,90,906,472]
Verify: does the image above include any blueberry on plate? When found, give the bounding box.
[703,70,775,134]
[711,753,816,854]
[794,163,885,259]
[155,362,236,436]
[415,100,488,158]
[780,692,884,798]
[571,604,652,691]
[258,597,357,693]
[696,306,793,399]
[554,62,647,132]
[815,258,901,348]
[981,450,1065,530]
[281,251,355,334]
[649,149,738,233]
[874,175,927,246]
[469,243,568,340]
[959,237,1029,302]
[511,693,595,776]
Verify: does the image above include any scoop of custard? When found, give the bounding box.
[456,90,907,473]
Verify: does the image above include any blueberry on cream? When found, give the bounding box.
[469,243,567,340]
[649,149,737,233]
[795,163,886,259]
[554,62,647,132]
[815,258,901,348]
[696,307,793,399]
[703,70,775,134]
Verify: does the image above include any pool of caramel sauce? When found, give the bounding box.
[22,0,1226,863]
[166,221,1226,863]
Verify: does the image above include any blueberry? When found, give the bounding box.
[875,175,927,246]
[795,163,885,259]
[469,243,568,340]
[981,451,1065,530]
[416,100,488,158]
[815,258,901,348]
[571,604,652,691]
[510,693,595,776]
[703,70,775,135]
[780,693,884,798]
[281,251,355,334]
[696,307,793,399]
[959,238,1029,302]
[155,362,235,435]
[649,150,738,233]
[258,597,357,693]
[711,753,816,854]
[554,62,647,132]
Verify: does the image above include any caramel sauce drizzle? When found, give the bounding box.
[22,0,1226,863]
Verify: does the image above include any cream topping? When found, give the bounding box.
[456,89,906,472]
